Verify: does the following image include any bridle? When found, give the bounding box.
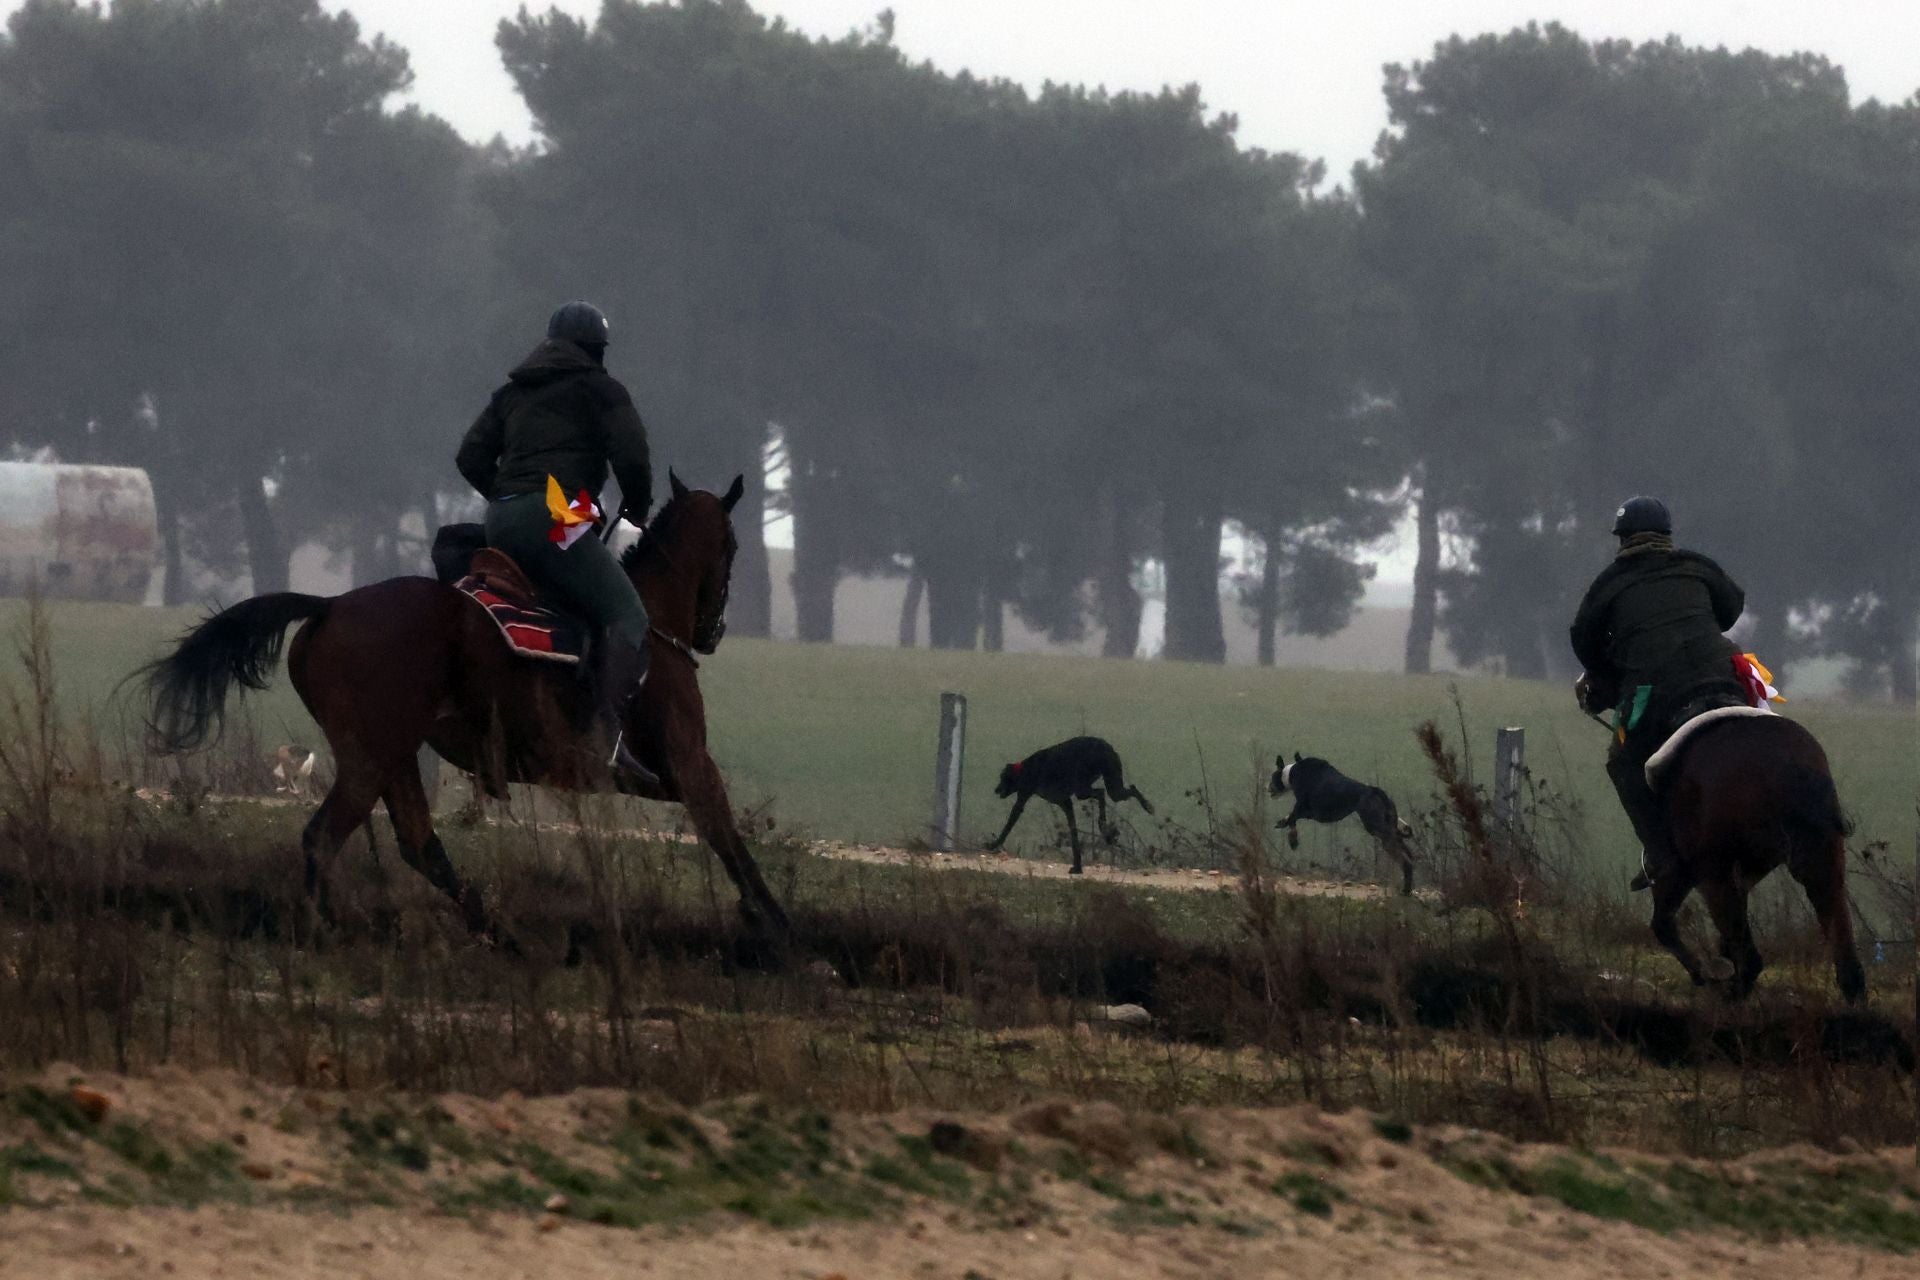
[624,497,737,662]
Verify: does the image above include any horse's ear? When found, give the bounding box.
[1293,751,1302,763]
[1275,753,1284,768]
[669,470,689,501]
[722,474,745,512]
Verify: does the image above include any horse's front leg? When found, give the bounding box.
[677,746,793,947]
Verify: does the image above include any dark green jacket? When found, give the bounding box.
[1569,546,1745,725]
[456,339,652,520]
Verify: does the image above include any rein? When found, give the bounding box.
[650,625,700,669]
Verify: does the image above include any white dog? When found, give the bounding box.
[272,745,317,799]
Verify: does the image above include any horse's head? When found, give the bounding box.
[623,470,745,656]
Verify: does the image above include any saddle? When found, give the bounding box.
[432,523,590,665]
[1643,697,1777,790]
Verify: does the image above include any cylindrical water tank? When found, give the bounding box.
[0,462,159,604]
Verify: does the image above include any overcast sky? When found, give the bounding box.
[306,0,1920,181]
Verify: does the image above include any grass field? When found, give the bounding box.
[3,598,1912,888]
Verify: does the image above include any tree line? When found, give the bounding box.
[3,1,1916,697]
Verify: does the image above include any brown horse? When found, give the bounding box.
[1649,714,1864,1003]
[140,473,791,951]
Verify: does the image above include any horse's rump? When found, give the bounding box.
[1663,714,1843,870]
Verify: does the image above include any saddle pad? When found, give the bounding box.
[454,574,587,665]
[1644,704,1777,788]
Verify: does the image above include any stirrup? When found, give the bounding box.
[608,729,660,788]
[1629,845,1661,892]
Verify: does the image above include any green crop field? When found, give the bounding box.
[2,598,1912,885]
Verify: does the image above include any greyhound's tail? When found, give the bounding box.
[1396,817,1414,839]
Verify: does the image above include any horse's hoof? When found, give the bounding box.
[1068,865,1083,877]
[1704,957,1737,983]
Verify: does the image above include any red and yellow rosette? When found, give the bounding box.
[1733,653,1784,707]
[545,475,602,549]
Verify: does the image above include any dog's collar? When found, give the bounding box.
[1010,760,1024,774]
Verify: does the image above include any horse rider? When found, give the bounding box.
[456,301,659,790]
[1569,497,1747,893]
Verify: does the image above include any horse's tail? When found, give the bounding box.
[140,593,332,753]
[1782,763,1852,840]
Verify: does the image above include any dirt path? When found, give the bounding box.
[144,789,1415,902]
[799,840,1420,901]
[5,1199,1913,1280]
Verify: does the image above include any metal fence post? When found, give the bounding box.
[932,692,967,852]
[418,744,441,809]
[1493,726,1525,827]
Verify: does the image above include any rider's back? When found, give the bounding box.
[1572,546,1744,708]
[456,339,651,509]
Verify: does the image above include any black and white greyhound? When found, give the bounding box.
[1270,752,1416,895]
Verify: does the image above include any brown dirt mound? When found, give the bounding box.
[2,1068,1914,1279]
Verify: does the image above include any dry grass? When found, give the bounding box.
[0,597,1912,1164]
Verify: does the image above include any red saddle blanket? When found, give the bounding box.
[453,549,588,665]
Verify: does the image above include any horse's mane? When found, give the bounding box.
[619,496,686,574]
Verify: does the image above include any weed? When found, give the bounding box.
[1371,1116,1413,1145]
[1272,1170,1344,1218]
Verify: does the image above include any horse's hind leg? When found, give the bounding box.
[1788,837,1866,1003]
[1648,873,1718,988]
[300,761,384,934]
[1697,878,1763,998]
[382,764,499,943]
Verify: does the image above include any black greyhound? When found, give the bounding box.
[986,736,1154,874]
[1270,752,1416,895]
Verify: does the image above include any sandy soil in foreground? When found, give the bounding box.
[2,1069,1913,1280]
[4,1189,1913,1280]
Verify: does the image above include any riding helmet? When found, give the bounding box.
[1611,496,1671,538]
[547,301,611,349]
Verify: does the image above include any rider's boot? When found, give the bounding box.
[1607,752,1670,892]
[591,630,660,791]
